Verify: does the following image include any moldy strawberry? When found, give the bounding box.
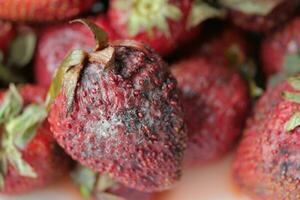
[233,77,300,199]
[48,20,187,192]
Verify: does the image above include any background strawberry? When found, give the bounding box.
[0,84,72,194]
[71,165,153,200]
[233,78,300,199]
[261,17,300,80]
[171,57,250,165]
[108,0,223,56]
[220,0,300,32]
[0,0,95,22]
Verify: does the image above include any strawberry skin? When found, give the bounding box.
[34,15,118,86]
[108,0,193,56]
[226,0,300,32]
[0,85,72,194]
[261,17,300,78]
[0,0,95,22]
[0,21,15,54]
[48,30,187,192]
[233,80,300,199]
[171,58,250,165]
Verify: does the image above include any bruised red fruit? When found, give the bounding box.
[221,0,300,32]
[108,0,223,56]
[0,84,71,194]
[261,17,300,78]
[72,165,154,200]
[0,0,95,22]
[48,20,186,192]
[0,21,15,54]
[171,58,249,165]
[233,78,300,199]
[35,15,118,86]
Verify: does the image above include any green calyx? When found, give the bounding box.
[7,31,37,68]
[0,28,38,85]
[283,76,300,132]
[285,112,300,132]
[0,30,36,85]
[268,51,300,87]
[46,19,115,115]
[116,0,182,37]
[187,0,225,29]
[284,52,300,76]
[71,165,121,200]
[225,45,263,98]
[219,0,282,15]
[0,84,47,188]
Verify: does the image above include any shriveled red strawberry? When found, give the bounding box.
[72,165,153,200]
[233,77,300,199]
[108,0,224,56]
[0,84,71,194]
[171,58,249,165]
[261,17,300,79]
[0,0,95,22]
[0,21,15,54]
[34,15,118,86]
[48,20,186,192]
[220,0,300,32]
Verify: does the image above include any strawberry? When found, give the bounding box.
[72,165,153,200]
[34,15,118,86]
[261,17,300,79]
[47,20,187,192]
[220,0,300,32]
[0,0,95,22]
[233,77,300,199]
[0,84,71,194]
[177,25,262,98]
[108,0,224,56]
[171,57,250,165]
